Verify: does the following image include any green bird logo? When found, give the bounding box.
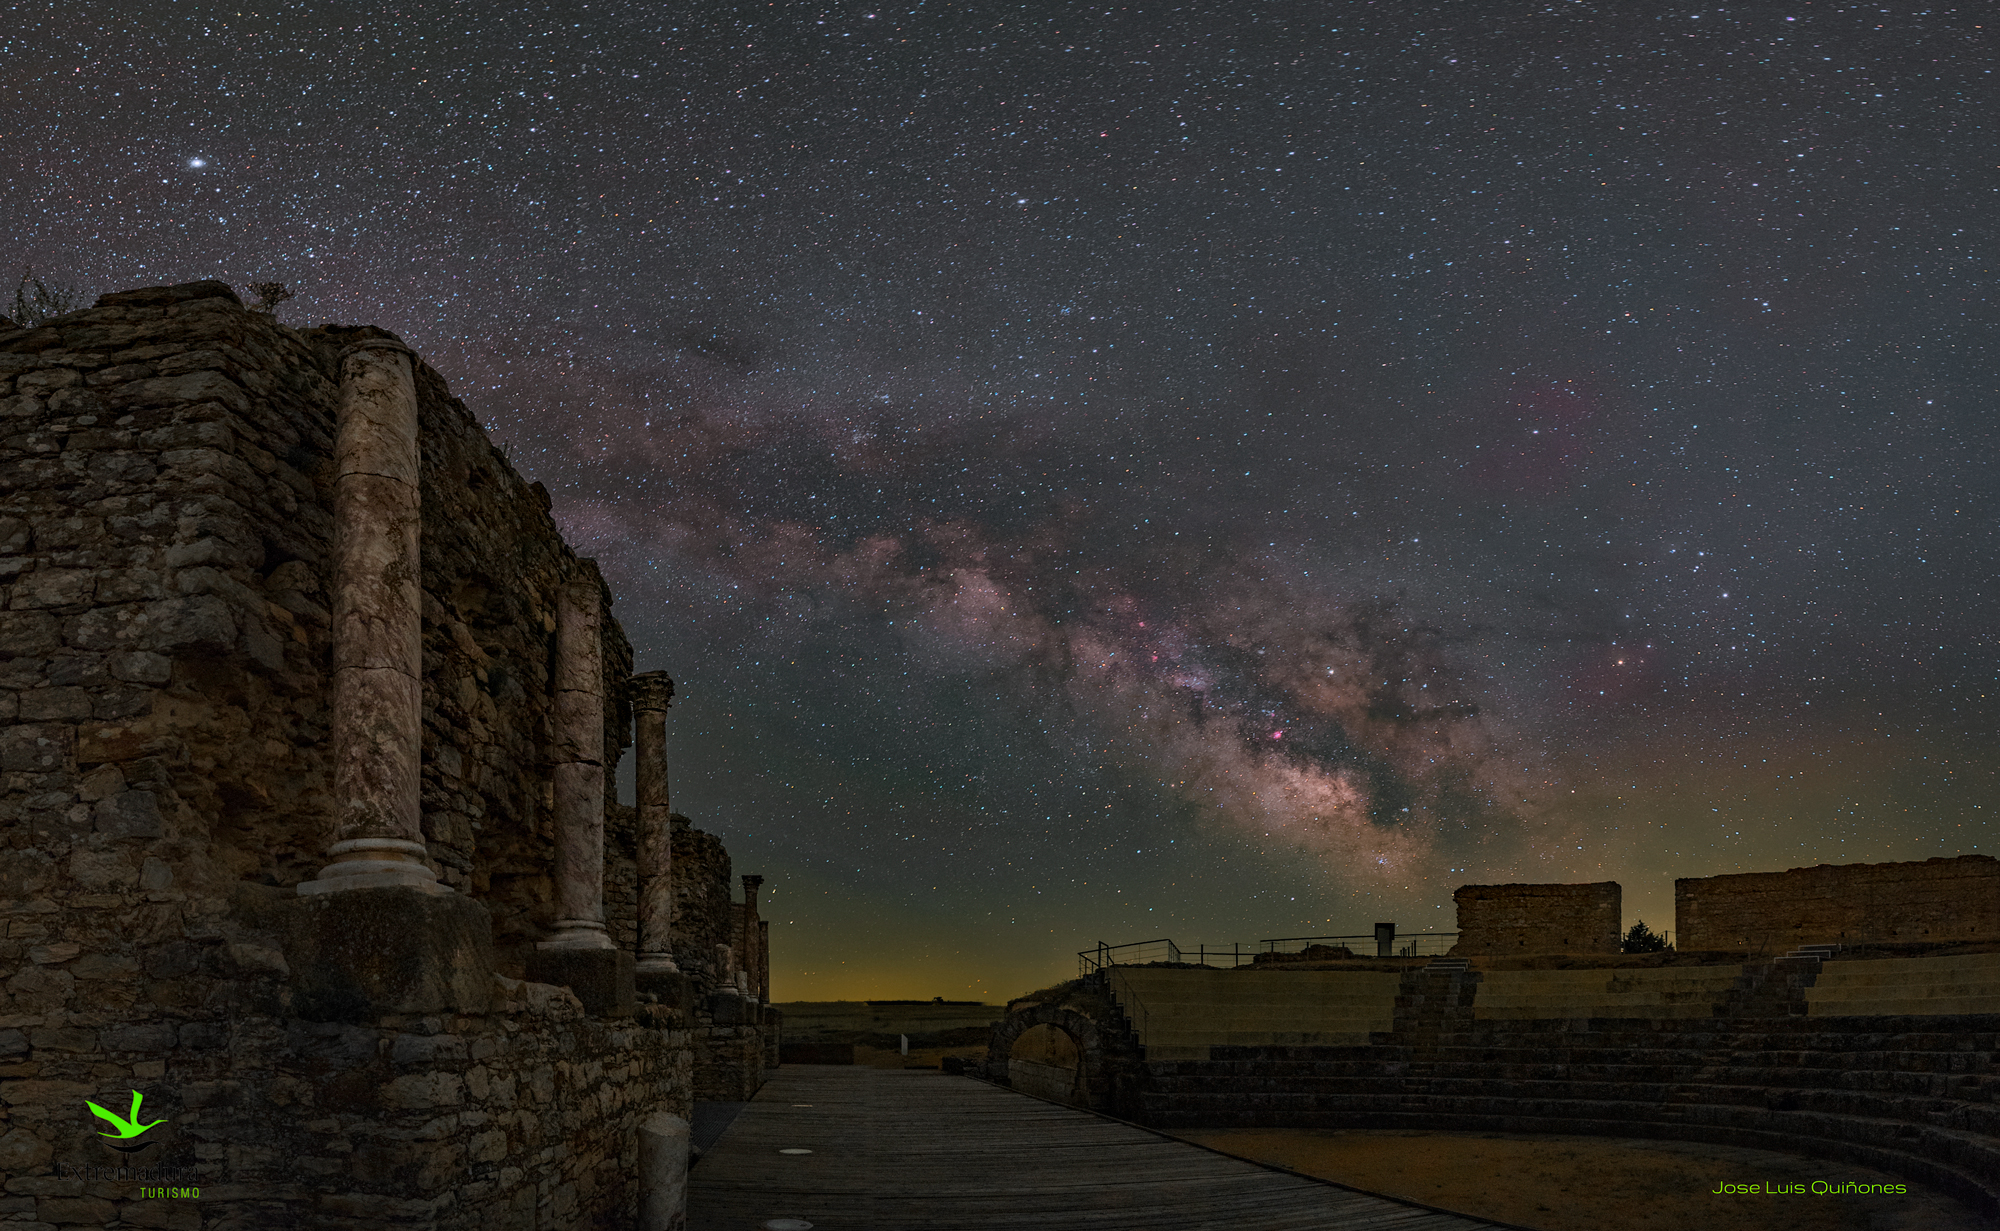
[87,1091,165,1152]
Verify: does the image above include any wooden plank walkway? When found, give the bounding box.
[687,1067,1520,1231]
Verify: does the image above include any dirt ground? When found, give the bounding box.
[1175,1128,1991,1231]
[850,1043,988,1069]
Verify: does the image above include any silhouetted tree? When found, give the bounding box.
[1623,920,1671,953]
[247,281,294,314]
[10,270,83,328]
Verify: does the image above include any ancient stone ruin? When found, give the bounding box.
[0,281,778,1229]
[1451,879,1622,955]
[1676,853,2000,951]
[991,858,2000,1215]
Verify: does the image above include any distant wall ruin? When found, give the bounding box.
[1452,881,1621,955]
[1676,855,2000,952]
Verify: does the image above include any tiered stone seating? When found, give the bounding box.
[1472,967,1742,1019]
[1806,953,2000,1017]
[1107,967,1401,1060]
[1124,961,2000,1213]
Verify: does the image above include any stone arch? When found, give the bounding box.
[1008,1023,1085,1106]
[987,1004,1114,1113]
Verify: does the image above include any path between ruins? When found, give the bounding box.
[686,1065,1520,1230]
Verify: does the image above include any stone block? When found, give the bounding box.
[18,687,91,721]
[635,970,694,1016]
[9,568,94,610]
[143,594,236,653]
[284,887,496,1022]
[0,1126,51,1172]
[707,992,751,1026]
[389,1032,468,1067]
[94,790,163,838]
[0,723,72,773]
[37,1195,117,1224]
[524,947,634,1019]
[102,1023,176,1052]
[0,610,60,655]
[108,650,171,684]
[637,1112,690,1231]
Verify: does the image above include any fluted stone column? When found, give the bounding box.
[740,875,764,1003]
[300,338,446,897]
[631,671,679,973]
[542,567,613,949]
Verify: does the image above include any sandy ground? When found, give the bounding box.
[1174,1128,1992,1231]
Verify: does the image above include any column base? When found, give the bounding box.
[525,946,635,1018]
[634,952,680,974]
[284,885,495,1020]
[297,859,450,896]
[636,969,694,1016]
[539,920,616,950]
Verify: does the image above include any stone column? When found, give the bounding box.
[758,919,770,1003]
[300,338,446,897]
[630,671,679,973]
[542,567,613,950]
[740,875,764,1003]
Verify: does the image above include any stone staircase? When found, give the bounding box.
[1806,951,2000,1018]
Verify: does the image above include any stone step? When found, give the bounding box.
[1139,1028,1384,1047]
[1806,995,2000,1017]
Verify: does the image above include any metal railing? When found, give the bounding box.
[1079,931,1461,976]
[1079,939,1239,975]
[1260,932,1460,959]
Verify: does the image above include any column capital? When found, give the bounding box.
[629,670,676,713]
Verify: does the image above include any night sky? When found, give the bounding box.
[13,3,1996,1000]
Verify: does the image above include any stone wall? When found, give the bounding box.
[1677,855,2000,952]
[670,815,734,989]
[0,282,767,1229]
[1452,881,1621,955]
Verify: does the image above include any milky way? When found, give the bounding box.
[13,2,1996,997]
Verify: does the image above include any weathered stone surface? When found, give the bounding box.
[9,567,95,609]
[94,789,164,838]
[19,686,92,720]
[524,947,635,1019]
[285,887,496,1020]
[150,594,240,652]
[1453,881,1621,955]
[1678,855,2000,950]
[93,279,241,308]
[109,371,252,414]
[0,610,60,655]
[0,284,764,1231]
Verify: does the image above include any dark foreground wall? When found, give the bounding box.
[0,283,769,1228]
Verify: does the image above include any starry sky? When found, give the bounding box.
[11,2,1996,1000]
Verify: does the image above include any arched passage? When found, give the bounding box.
[1008,1023,1085,1106]
[988,1004,1121,1112]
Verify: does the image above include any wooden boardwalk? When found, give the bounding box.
[687,1067,1520,1231]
